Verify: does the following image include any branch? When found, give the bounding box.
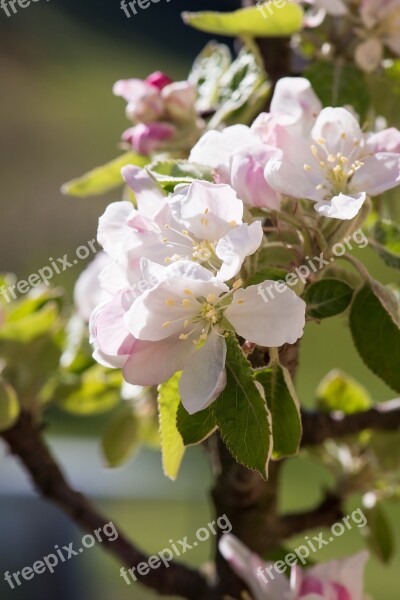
[1,412,209,600]
[282,492,343,538]
[301,399,400,446]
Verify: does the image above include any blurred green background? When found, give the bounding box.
[1,2,400,599]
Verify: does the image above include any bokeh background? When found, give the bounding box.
[1,1,400,599]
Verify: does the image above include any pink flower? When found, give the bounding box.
[219,534,370,600]
[122,122,176,155]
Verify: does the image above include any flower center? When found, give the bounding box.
[304,134,364,198]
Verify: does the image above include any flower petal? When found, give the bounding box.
[314,192,366,220]
[351,153,400,195]
[307,551,369,600]
[179,331,227,414]
[98,201,136,261]
[123,336,195,386]
[225,284,306,347]
[122,166,167,221]
[216,222,263,281]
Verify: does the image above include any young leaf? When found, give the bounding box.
[305,279,354,319]
[350,280,400,393]
[62,152,148,197]
[102,405,139,468]
[316,369,373,414]
[189,42,232,113]
[176,403,217,446]
[56,366,122,415]
[362,501,394,564]
[0,380,19,432]
[372,220,400,269]
[182,4,303,38]
[212,335,272,479]
[146,160,214,192]
[256,364,302,459]
[158,372,185,480]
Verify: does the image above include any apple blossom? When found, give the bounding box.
[265,106,400,219]
[219,534,370,600]
[122,259,305,414]
[73,252,112,321]
[98,166,264,282]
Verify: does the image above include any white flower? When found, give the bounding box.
[98,166,263,282]
[122,260,305,414]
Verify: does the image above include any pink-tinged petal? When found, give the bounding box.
[312,0,347,15]
[216,222,263,282]
[122,123,175,155]
[298,575,324,597]
[122,165,167,221]
[366,128,400,153]
[123,336,195,386]
[355,38,383,73]
[219,535,290,600]
[169,180,244,241]
[74,252,111,321]
[314,192,366,220]
[98,201,136,261]
[179,331,227,414]
[332,582,352,600]
[98,261,131,295]
[307,551,369,600]
[352,152,400,195]
[145,71,173,90]
[270,77,322,129]
[189,125,259,174]
[113,78,150,102]
[90,290,136,358]
[230,145,281,209]
[265,156,324,202]
[162,82,196,122]
[225,284,306,347]
[312,108,363,157]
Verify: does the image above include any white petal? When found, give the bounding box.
[122,165,166,221]
[179,331,227,414]
[265,157,324,201]
[169,180,243,241]
[89,291,136,360]
[351,153,400,195]
[216,222,263,282]
[270,77,322,127]
[219,535,290,600]
[315,192,366,220]
[189,125,258,172]
[312,108,363,156]
[74,252,111,321]
[98,201,135,261]
[225,284,306,347]
[123,337,195,386]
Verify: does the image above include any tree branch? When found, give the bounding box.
[301,399,400,446]
[282,492,343,538]
[1,412,209,600]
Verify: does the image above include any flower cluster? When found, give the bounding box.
[219,534,370,600]
[113,71,200,155]
[191,77,400,220]
[88,167,306,414]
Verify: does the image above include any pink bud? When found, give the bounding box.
[122,122,175,155]
[145,71,173,91]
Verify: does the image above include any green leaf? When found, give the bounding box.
[158,372,185,480]
[55,366,122,415]
[212,335,272,478]
[147,160,214,192]
[305,62,369,122]
[372,220,400,269]
[0,380,19,432]
[362,501,394,563]
[316,369,373,414]
[0,303,59,343]
[189,42,232,114]
[102,405,139,468]
[304,279,354,319]
[350,280,400,393]
[208,47,270,128]
[182,4,303,38]
[246,268,288,287]
[176,403,217,446]
[62,152,148,197]
[256,363,301,459]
